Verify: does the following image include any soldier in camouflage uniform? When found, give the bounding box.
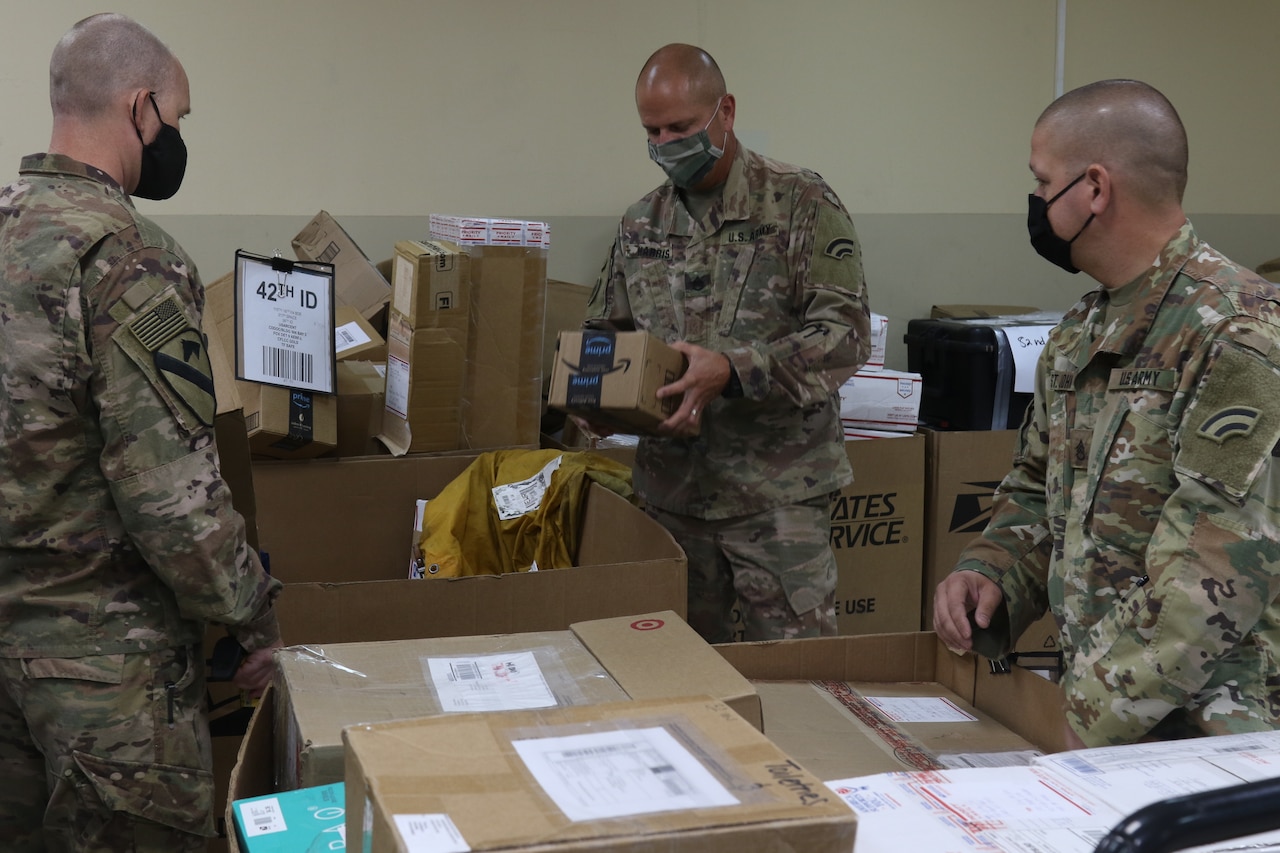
[585,44,871,643]
[0,14,282,850]
[935,79,1280,748]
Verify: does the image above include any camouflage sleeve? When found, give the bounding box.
[1068,332,1280,744]
[90,247,282,652]
[724,181,871,408]
[583,224,636,331]
[952,346,1056,660]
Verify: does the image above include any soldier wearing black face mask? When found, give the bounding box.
[936,79,1280,753]
[0,13,281,851]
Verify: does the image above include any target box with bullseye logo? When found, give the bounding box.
[259,611,760,792]
[548,330,687,434]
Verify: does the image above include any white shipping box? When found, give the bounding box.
[840,369,922,433]
[864,311,889,372]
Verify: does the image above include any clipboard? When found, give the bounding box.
[233,249,336,395]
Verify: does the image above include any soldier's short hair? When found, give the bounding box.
[49,13,178,119]
[1037,79,1189,207]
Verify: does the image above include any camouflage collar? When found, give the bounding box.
[659,146,754,240]
[1087,220,1199,359]
[20,152,125,196]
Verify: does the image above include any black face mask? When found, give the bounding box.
[133,92,187,200]
[1027,172,1094,274]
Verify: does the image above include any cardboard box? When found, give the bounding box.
[343,696,856,853]
[249,452,688,645]
[389,239,470,332]
[838,368,922,434]
[542,279,592,396]
[459,244,547,451]
[334,304,385,363]
[291,211,391,322]
[715,632,1068,782]
[378,310,467,455]
[548,330,687,434]
[921,428,1059,662]
[232,782,345,852]
[830,436,925,636]
[335,360,386,458]
[274,612,761,789]
[241,383,337,460]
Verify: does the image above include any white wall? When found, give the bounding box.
[5,1,1280,368]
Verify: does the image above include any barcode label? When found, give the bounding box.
[238,797,287,837]
[262,346,314,384]
[449,662,482,681]
[1057,755,1100,775]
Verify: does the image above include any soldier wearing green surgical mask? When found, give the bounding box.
[582,44,873,644]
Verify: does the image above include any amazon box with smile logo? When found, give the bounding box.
[548,330,687,434]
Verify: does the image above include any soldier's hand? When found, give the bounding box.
[233,641,283,698]
[933,571,1003,653]
[656,343,731,438]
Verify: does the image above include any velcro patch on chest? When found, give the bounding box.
[1178,342,1280,499]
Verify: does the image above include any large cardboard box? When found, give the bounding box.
[459,244,547,450]
[921,428,1059,661]
[378,310,466,455]
[344,697,856,853]
[250,452,688,646]
[334,360,386,458]
[548,330,687,434]
[829,436,925,636]
[291,210,391,322]
[389,239,469,332]
[716,632,1068,782]
[274,612,760,789]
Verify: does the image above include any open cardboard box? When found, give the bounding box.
[251,452,687,645]
[715,631,1067,783]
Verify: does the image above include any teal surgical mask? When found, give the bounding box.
[647,97,726,188]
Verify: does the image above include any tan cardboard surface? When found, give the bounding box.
[831,436,925,635]
[921,427,1060,658]
[460,245,546,450]
[334,303,386,362]
[344,696,856,853]
[275,631,630,789]
[335,360,387,458]
[548,330,686,433]
[541,279,592,396]
[274,611,759,790]
[716,632,1067,782]
[292,210,391,320]
[241,382,337,460]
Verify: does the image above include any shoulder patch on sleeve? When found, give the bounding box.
[809,203,863,287]
[115,292,216,430]
[1177,342,1280,499]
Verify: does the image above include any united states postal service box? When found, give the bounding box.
[829,435,925,635]
[548,330,687,434]
[838,368,923,433]
[343,696,856,853]
[291,210,391,323]
[715,631,1067,783]
[921,427,1059,661]
[249,452,688,646]
[274,612,760,790]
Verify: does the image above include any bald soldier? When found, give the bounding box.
[934,79,1280,748]
[584,44,871,643]
[0,14,281,850]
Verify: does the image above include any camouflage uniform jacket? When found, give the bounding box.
[957,221,1280,745]
[586,146,871,519]
[0,153,281,658]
